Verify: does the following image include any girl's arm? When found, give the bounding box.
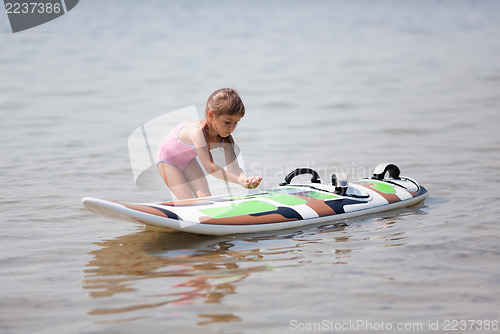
[223,140,262,189]
[191,129,241,185]
[192,130,262,188]
[222,138,244,177]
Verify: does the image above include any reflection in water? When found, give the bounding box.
[84,229,269,316]
[83,223,348,322]
[83,206,425,325]
[83,228,302,321]
[196,313,242,326]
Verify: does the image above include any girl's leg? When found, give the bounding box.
[183,159,211,198]
[157,162,194,200]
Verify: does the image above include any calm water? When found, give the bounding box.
[1,1,500,333]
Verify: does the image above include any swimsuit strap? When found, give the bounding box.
[177,121,205,144]
[182,121,204,128]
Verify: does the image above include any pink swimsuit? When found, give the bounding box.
[156,122,203,171]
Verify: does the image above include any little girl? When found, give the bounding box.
[156,88,262,200]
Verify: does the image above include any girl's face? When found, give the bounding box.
[211,113,242,137]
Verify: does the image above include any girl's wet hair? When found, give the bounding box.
[205,88,245,117]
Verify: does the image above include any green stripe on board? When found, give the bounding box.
[200,200,277,218]
[358,180,396,194]
[261,193,307,205]
[271,187,339,200]
[304,191,339,200]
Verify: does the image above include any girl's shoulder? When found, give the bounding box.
[178,121,204,145]
[182,121,205,136]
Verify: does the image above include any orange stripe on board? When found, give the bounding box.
[357,183,400,203]
[200,213,299,225]
[295,195,337,217]
[123,203,170,217]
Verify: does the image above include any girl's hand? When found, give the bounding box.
[238,175,263,189]
[248,176,262,189]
